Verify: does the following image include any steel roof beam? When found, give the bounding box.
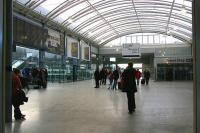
[166,0,175,34]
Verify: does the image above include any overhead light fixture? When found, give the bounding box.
[116,48,119,52]
[110,45,113,47]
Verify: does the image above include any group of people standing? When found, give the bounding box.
[94,64,151,114]
[94,68,119,90]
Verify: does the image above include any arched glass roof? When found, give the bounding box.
[14,0,192,46]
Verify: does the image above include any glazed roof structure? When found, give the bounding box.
[14,0,192,46]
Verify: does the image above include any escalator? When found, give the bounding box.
[12,60,24,69]
[12,56,38,69]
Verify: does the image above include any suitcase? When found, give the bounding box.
[141,78,145,84]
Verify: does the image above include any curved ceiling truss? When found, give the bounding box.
[15,0,192,46]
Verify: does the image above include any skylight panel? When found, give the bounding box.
[34,0,66,15]
[89,0,102,5]
[58,2,88,21]
[78,20,104,34]
[16,0,30,5]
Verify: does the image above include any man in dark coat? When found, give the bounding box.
[144,69,150,85]
[124,62,137,114]
[112,69,119,90]
[94,68,100,88]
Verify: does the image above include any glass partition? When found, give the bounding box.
[78,60,93,80]
[45,52,62,82]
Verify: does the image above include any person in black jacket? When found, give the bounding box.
[144,69,150,85]
[112,69,119,90]
[124,62,137,114]
[94,68,100,88]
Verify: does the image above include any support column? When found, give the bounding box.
[193,0,200,133]
[39,50,45,68]
[102,56,105,68]
[0,0,4,131]
[89,45,92,69]
[4,0,13,123]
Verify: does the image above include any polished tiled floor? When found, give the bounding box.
[5,80,193,133]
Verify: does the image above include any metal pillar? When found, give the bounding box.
[0,0,13,132]
[4,0,13,123]
[0,0,4,131]
[96,47,100,70]
[39,50,45,68]
[193,0,200,133]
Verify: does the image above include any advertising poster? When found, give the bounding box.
[45,29,64,55]
[71,42,79,58]
[67,36,79,58]
[84,47,90,60]
[80,40,90,61]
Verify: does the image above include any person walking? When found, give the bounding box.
[144,69,150,85]
[124,62,137,114]
[99,68,104,86]
[107,70,113,89]
[112,68,119,90]
[94,68,100,88]
[135,69,142,85]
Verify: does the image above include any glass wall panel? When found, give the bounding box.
[154,35,160,44]
[157,63,193,81]
[137,36,142,44]
[44,52,62,82]
[143,36,148,44]
[149,36,153,44]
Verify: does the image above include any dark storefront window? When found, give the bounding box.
[157,63,193,81]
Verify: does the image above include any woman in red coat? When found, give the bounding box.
[135,69,141,85]
[12,68,25,120]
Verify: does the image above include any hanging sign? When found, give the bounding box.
[122,43,141,57]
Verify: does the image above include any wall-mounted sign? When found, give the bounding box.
[155,57,193,65]
[122,43,140,57]
[167,58,193,63]
[13,17,48,50]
